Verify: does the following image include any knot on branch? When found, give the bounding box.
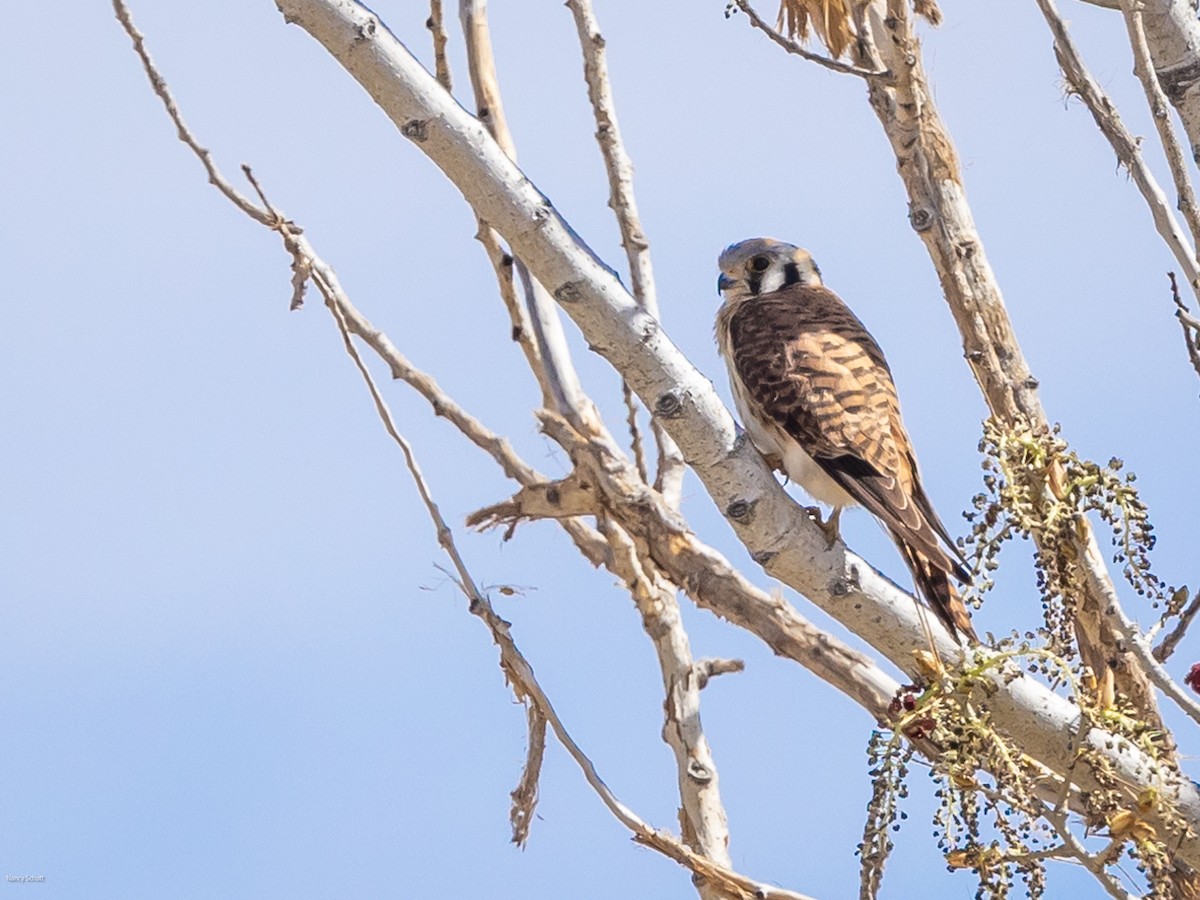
[685,758,713,784]
[725,498,756,523]
[654,388,685,418]
[355,16,377,40]
[554,281,582,303]
[401,119,429,142]
[909,206,934,231]
[751,548,776,566]
[1157,57,1200,104]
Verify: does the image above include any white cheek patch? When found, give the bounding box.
[757,268,787,294]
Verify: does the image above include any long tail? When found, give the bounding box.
[897,541,978,643]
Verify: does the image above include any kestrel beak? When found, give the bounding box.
[717,273,736,295]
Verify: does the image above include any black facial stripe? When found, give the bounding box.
[783,262,801,286]
[748,270,762,295]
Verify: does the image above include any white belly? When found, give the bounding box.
[725,359,857,509]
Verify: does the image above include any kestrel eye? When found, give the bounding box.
[749,256,771,272]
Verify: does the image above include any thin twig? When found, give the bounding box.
[113,0,270,226]
[1075,537,1200,727]
[1118,0,1200,254]
[695,658,746,688]
[427,0,453,91]
[564,0,685,505]
[326,291,805,899]
[622,380,651,484]
[460,0,597,430]
[1168,271,1200,380]
[726,0,892,80]
[510,704,547,847]
[512,255,595,427]
[1153,584,1200,662]
[1036,0,1200,297]
[454,0,556,411]
[476,227,557,409]
[595,515,734,875]
[456,2,734,883]
[1040,803,1138,899]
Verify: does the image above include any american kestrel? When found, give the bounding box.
[715,238,976,642]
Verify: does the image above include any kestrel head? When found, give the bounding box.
[717,238,822,302]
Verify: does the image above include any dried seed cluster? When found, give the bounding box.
[961,418,1183,659]
[858,417,1191,896]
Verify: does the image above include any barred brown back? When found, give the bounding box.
[722,282,976,641]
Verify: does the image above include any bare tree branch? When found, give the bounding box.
[1040,802,1139,900]
[1079,0,1200,168]
[594,514,735,883]
[460,0,602,434]
[725,0,891,80]
[426,0,452,91]
[510,703,547,847]
[1072,533,1200,727]
[265,0,1200,869]
[1169,271,1200,380]
[793,0,1169,729]
[1035,0,1200,295]
[1154,582,1200,662]
[1119,0,1200,254]
[455,4,735,881]
[1125,0,1200,168]
[457,0,562,416]
[328,273,811,900]
[564,0,686,508]
[623,379,651,485]
[113,2,270,227]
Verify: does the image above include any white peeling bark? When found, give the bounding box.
[271,0,1200,868]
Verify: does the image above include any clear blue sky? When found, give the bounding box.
[3,2,1198,897]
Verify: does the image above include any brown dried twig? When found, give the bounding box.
[1039,802,1138,900]
[725,0,892,80]
[1169,271,1200,380]
[1153,587,1200,662]
[426,0,453,91]
[509,704,547,848]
